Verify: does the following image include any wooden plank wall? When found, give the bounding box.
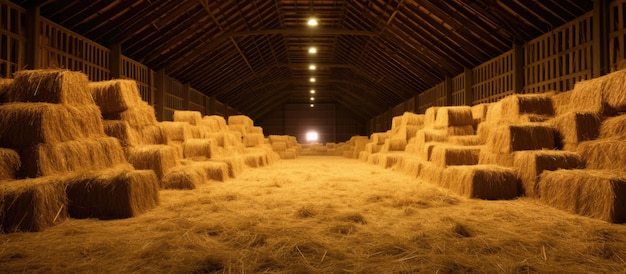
[0,1,24,78]
[472,50,514,104]
[121,56,153,104]
[451,73,465,106]
[610,0,626,71]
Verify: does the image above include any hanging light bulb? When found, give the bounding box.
[310,89,315,94]
[310,104,314,107]
[308,47,317,54]
[310,97,315,101]
[307,18,318,26]
[309,64,316,70]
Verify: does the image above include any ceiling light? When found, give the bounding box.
[308,47,317,54]
[310,89,315,94]
[310,104,314,107]
[310,97,315,101]
[310,77,316,82]
[307,18,318,26]
[309,65,316,70]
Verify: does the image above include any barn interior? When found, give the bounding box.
[2,0,626,273]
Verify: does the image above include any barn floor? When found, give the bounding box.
[1,156,625,273]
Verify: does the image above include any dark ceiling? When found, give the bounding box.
[13,0,594,120]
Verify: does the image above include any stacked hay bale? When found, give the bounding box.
[269,135,301,159]
[340,136,369,159]
[0,70,159,232]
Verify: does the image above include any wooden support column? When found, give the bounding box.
[414,94,421,113]
[464,68,474,106]
[593,0,610,77]
[445,75,453,106]
[183,84,190,110]
[513,43,524,94]
[109,43,122,79]
[154,69,166,121]
[25,6,41,69]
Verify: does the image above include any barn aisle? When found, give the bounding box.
[1,156,626,273]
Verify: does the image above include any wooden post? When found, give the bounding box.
[154,69,165,121]
[593,0,610,77]
[109,43,122,79]
[445,75,453,106]
[464,68,474,106]
[25,6,41,69]
[513,43,524,94]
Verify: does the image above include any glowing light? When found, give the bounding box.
[310,77,316,82]
[306,131,319,142]
[308,47,317,54]
[310,104,314,107]
[310,89,315,94]
[309,64,316,70]
[310,97,315,101]
[307,18,318,26]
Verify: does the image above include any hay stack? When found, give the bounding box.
[183,139,216,158]
[390,115,403,131]
[514,151,585,198]
[424,107,440,127]
[486,93,554,123]
[0,103,104,147]
[7,69,92,106]
[447,135,483,146]
[378,152,404,169]
[66,165,160,219]
[430,145,481,167]
[0,78,12,103]
[89,80,143,114]
[279,149,298,159]
[173,110,202,126]
[539,169,626,223]
[442,165,519,200]
[599,114,626,139]
[351,136,370,158]
[0,148,20,180]
[103,101,158,128]
[418,142,444,161]
[576,140,626,170]
[202,115,228,131]
[158,121,193,142]
[446,125,475,136]
[247,126,263,135]
[478,149,515,167]
[127,145,178,179]
[228,115,254,128]
[271,141,288,152]
[434,106,473,128]
[243,133,264,147]
[162,165,205,190]
[20,137,127,178]
[366,153,381,165]
[182,160,229,182]
[103,120,139,147]
[0,176,67,232]
[414,129,447,151]
[135,124,169,145]
[365,143,382,154]
[486,124,556,153]
[381,138,407,152]
[569,69,626,112]
[471,103,490,125]
[553,84,615,116]
[214,155,246,178]
[243,151,268,168]
[550,112,603,150]
[370,132,390,145]
[392,155,424,178]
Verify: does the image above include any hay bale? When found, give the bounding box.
[486,124,556,154]
[158,121,193,142]
[243,152,267,168]
[66,165,159,219]
[247,126,263,135]
[487,93,554,123]
[550,112,603,150]
[20,137,127,178]
[228,115,254,128]
[434,106,473,128]
[182,160,229,182]
[538,169,626,223]
[382,138,407,152]
[471,103,490,124]
[576,139,626,170]
[228,124,247,135]
[418,142,443,161]
[446,125,475,136]
[7,69,92,106]
[183,139,216,158]
[279,149,298,159]
[430,145,481,167]
[514,151,585,198]
[400,112,425,127]
[392,155,424,178]
[443,165,519,200]
[447,135,483,146]
[243,133,264,147]
[390,115,403,131]
[162,165,205,190]
[103,102,157,127]
[377,153,404,169]
[212,155,245,178]
[366,153,381,165]
[555,82,616,116]
[424,107,440,127]
[478,150,515,167]
[0,176,68,232]
[414,129,447,151]
[271,141,288,152]
[416,162,446,186]
[370,132,390,145]
[570,69,626,112]
[202,115,228,131]
[269,135,290,143]
[103,120,139,147]
[0,78,12,103]
[89,79,143,114]
[0,148,20,180]
[599,114,626,139]
[135,124,169,145]
[173,110,202,125]
[127,145,178,179]
[0,103,104,147]
[365,143,382,154]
